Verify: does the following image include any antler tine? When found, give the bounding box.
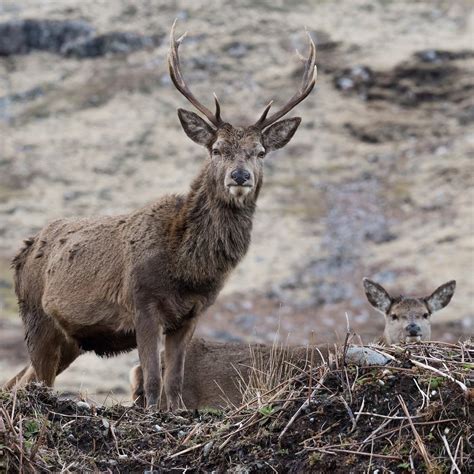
[254,31,317,130]
[213,93,222,124]
[254,100,274,128]
[168,20,224,127]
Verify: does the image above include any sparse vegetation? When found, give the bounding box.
[1,341,472,472]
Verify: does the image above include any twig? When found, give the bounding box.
[366,439,374,474]
[114,403,136,428]
[398,395,433,470]
[352,396,365,433]
[278,372,327,439]
[409,359,468,393]
[354,411,424,421]
[361,412,395,445]
[308,447,402,461]
[219,415,262,450]
[339,396,356,433]
[180,422,201,446]
[109,423,121,456]
[18,416,23,474]
[441,435,461,474]
[167,442,206,460]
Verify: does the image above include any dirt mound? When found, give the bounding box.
[1,341,472,473]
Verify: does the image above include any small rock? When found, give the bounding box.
[203,441,213,457]
[345,347,391,366]
[76,401,90,410]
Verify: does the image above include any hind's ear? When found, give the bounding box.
[262,117,301,152]
[425,280,456,313]
[178,109,216,146]
[363,278,392,313]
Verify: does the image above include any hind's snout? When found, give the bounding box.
[405,323,421,337]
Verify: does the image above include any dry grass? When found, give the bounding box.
[237,337,309,408]
[1,340,472,472]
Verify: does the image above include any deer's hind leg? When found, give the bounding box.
[24,309,80,387]
[3,365,32,389]
[12,341,80,390]
[130,364,145,407]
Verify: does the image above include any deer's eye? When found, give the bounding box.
[390,314,398,321]
[423,313,429,319]
[257,151,265,159]
[212,149,221,157]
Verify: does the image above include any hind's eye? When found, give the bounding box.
[257,151,265,159]
[212,149,221,157]
[423,313,429,319]
[390,314,398,321]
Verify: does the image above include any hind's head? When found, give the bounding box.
[363,278,456,344]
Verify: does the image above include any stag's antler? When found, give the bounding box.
[168,20,224,128]
[254,31,317,130]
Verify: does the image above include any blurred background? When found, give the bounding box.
[0,0,472,399]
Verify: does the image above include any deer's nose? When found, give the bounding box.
[405,323,421,336]
[231,169,251,186]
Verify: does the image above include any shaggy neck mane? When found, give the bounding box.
[170,162,256,284]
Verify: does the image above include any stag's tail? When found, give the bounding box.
[11,235,38,312]
[11,236,36,272]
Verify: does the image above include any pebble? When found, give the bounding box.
[76,401,90,410]
[203,441,213,457]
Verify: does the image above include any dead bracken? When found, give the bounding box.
[1,340,472,473]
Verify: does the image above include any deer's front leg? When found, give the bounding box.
[135,310,163,409]
[164,318,197,411]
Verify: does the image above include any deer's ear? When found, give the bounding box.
[425,280,456,313]
[262,117,301,152]
[363,278,392,313]
[178,109,215,146]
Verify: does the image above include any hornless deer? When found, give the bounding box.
[130,279,457,409]
[131,338,326,409]
[3,22,317,410]
[363,278,456,344]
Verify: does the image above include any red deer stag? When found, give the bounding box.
[4,22,317,410]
